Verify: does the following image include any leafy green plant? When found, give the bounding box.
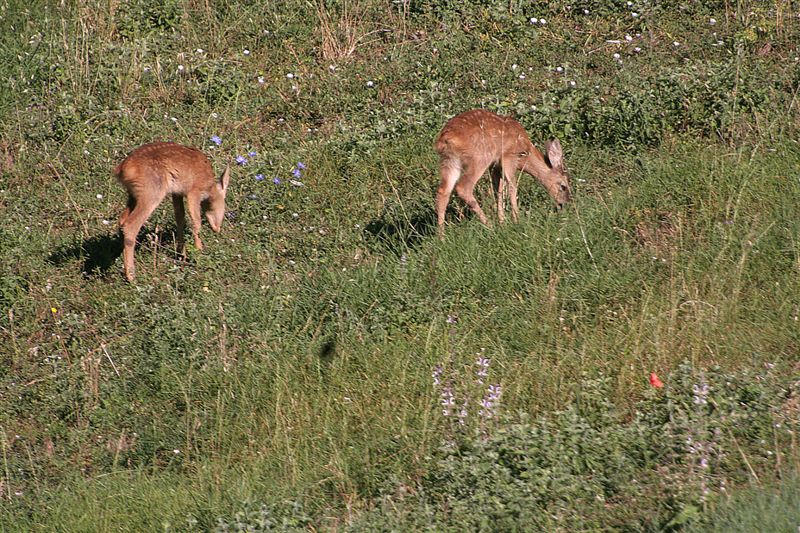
[352,364,799,531]
[212,500,312,533]
[116,0,183,39]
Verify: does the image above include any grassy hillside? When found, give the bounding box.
[0,0,798,530]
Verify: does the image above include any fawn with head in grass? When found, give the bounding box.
[434,109,571,234]
[115,142,231,281]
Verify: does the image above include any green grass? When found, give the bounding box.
[689,475,800,533]
[1,0,799,530]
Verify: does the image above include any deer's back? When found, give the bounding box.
[115,142,214,196]
[435,109,531,162]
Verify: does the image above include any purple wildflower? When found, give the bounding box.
[693,381,709,405]
[297,162,306,170]
[210,135,222,146]
[248,150,257,157]
[475,353,490,384]
[432,365,443,387]
[291,167,302,178]
[255,174,265,181]
[487,384,502,401]
[458,399,468,426]
[272,176,281,185]
[235,155,247,166]
[441,384,455,416]
[479,384,502,419]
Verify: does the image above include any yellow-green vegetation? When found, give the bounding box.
[0,0,798,530]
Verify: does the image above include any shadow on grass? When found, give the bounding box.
[364,208,439,255]
[48,229,179,278]
[318,338,336,364]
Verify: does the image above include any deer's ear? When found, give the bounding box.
[220,165,231,191]
[545,139,563,170]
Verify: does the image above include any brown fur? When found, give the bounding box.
[434,109,571,234]
[114,142,231,281]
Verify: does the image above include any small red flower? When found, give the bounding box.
[649,372,664,389]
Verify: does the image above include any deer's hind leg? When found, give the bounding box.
[454,160,491,226]
[435,158,462,233]
[119,194,136,226]
[120,188,166,281]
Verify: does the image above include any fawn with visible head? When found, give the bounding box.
[434,109,570,233]
[114,142,231,281]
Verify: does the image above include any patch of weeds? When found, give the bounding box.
[211,499,312,532]
[191,58,247,106]
[116,0,183,39]
[354,362,799,531]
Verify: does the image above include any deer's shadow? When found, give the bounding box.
[48,228,180,278]
[363,207,440,256]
